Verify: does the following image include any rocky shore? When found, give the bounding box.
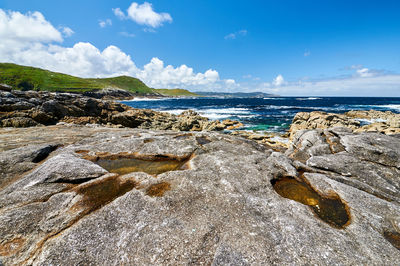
[290,110,400,137]
[0,90,400,265]
[0,90,242,131]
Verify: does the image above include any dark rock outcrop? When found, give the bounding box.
[0,90,241,131]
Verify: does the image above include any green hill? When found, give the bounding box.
[0,63,200,97]
[0,63,154,94]
[154,88,198,97]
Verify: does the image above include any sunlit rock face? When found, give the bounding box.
[0,125,400,265]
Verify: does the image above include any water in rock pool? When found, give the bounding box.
[122,97,400,133]
[271,175,351,228]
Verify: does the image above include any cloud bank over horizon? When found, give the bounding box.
[0,9,228,90]
[0,7,399,96]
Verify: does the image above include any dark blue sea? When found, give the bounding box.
[122,97,400,133]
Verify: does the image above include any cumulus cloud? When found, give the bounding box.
[113,2,172,28]
[99,19,112,28]
[224,29,247,40]
[135,58,219,87]
[0,9,229,90]
[113,8,126,19]
[61,27,74,37]
[272,74,285,86]
[0,9,62,43]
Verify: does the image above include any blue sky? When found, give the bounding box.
[1,0,400,96]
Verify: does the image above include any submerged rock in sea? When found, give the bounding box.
[0,125,399,265]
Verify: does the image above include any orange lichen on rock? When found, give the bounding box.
[72,175,137,214]
[384,230,400,250]
[0,237,25,256]
[146,182,171,197]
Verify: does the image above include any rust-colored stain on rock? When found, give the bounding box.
[0,237,25,256]
[73,175,137,213]
[383,231,400,250]
[271,175,351,229]
[146,182,171,197]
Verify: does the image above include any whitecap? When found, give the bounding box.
[263,97,286,100]
[296,97,322,100]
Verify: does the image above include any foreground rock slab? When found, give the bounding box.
[0,125,399,265]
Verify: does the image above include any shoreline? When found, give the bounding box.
[2,89,400,150]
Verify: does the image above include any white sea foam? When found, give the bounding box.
[355,118,387,124]
[200,113,231,120]
[263,97,286,100]
[160,109,188,115]
[196,107,252,120]
[124,97,165,102]
[237,115,257,118]
[262,105,332,111]
[199,108,251,114]
[269,136,290,144]
[374,104,400,111]
[296,97,322,100]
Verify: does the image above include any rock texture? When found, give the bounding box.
[0,90,241,131]
[289,110,400,138]
[0,125,399,265]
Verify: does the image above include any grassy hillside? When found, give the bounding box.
[0,63,154,94]
[154,88,198,97]
[0,63,200,96]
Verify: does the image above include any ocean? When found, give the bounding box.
[121,97,400,133]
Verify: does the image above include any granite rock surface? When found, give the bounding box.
[0,125,399,265]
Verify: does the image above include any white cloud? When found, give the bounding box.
[356,68,375,78]
[272,74,285,86]
[99,19,112,28]
[135,58,220,88]
[61,27,74,37]
[224,29,247,40]
[0,9,229,90]
[224,33,236,40]
[114,2,172,28]
[264,75,400,96]
[113,8,126,19]
[225,79,235,85]
[119,31,135,38]
[0,9,62,43]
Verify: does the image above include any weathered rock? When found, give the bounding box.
[0,91,242,131]
[287,127,400,203]
[0,117,39,127]
[0,84,12,92]
[289,111,360,138]
[290,110,400,137]
[0,125,399,265]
